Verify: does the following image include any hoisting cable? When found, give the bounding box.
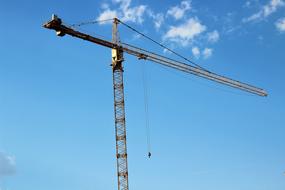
[141,60,152,158]
[117,19,209,72]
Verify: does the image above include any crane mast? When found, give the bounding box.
[112,18,129,190]
[43,15,267,190]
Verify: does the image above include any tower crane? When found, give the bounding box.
[43,15,267,190]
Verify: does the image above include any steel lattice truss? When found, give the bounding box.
[113,64,129,190]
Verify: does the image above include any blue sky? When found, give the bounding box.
[0,0,285,189]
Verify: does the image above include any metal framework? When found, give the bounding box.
[112,18,129,190]
[43,14,267,190]
[42,16,267,97]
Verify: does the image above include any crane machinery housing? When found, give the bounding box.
[43,14,267,190]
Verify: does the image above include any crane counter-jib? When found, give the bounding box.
[43,16,267,97]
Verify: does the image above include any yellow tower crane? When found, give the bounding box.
[43,15,267,190]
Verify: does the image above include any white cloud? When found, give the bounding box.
[244,1,252,8]
[147,10,164,30]
[97,0,147,24]
[119,1,146,23]
[243,0,285,22]
[97,9,118,21]
[167,0,192,20]
[276,17,285,32]
[114,0,130,9]
[164,17,207,46]
[207,30,220,43]
[258,35,264,41]
[101,3,110,9]
[203,48,213,59]
[192,47,200,58]
[96,0,217,59]
[0,152,16,178]
[244,0,259,8]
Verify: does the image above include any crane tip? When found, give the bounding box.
[262,91,268,97]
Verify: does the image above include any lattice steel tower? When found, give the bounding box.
[112,18,129,190]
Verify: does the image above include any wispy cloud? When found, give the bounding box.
[276,17,285,32]
[167,0,192,20]
[243,0,285,22]
[162,1,219,59]
[192,46,200,58]
[202,48,213,59]
[0,152,16,178]
[97,9,118,21]
[96,0,218,59]
[163,17,207,46]
[244,0,260,8]
[244,1,252,8]
[207,30,220,43]
[147,10,164,30]
[192,47,213,59]
[97,0,147,24]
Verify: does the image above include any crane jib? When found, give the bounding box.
[43,16,267,97]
